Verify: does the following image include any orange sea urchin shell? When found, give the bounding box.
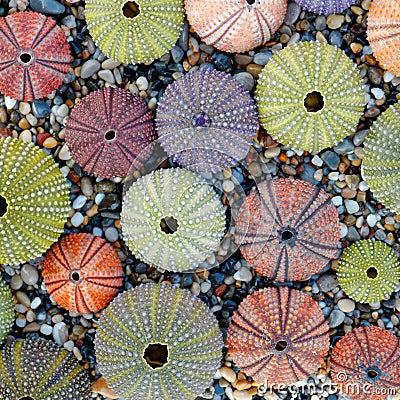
[184,0,287,53]
[42,233,123,314]
[227,286,330,387]
[330,325,400,400]
[235,178,340,282]
[0,11,70,101]
[367,0,400,77]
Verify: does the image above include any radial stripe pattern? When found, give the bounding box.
[235,178,340,282]
[330,326,400,400]
[42,233,124,314]
[95,283,223,400]
[0,11,70,101]
[227,286,330,387]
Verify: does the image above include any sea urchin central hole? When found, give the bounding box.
[367,369,378,379]
[122,1,140,18]
[367,267,378,279]
[19,53,32,64]
[281,230,293,241]
[246,0,255,4]
[104,130,116,141]
[71,272,80,282]
[19,397,35,400]
[0,195,7,218]
[275,340,287,351]
[304,91,324,112]
[160,216,179,234]
[144,343,168,369]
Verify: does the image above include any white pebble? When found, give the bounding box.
[367,214,378,227]
[311,155,323,167]
[53,322,68,345]
[331,196,343,206]
[72,195,87,210]
[71,212,84,227]
[234,266,252,282]
[340,223,348,238]
[344,199,359,214]
[57,104,69,117]
[136,76,148,91]
[40,324,53,336]
[5,96,17,109]
[30,297,41,310]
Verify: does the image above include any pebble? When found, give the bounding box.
[4,96,17,109]
[371,87,385,99]
[253,51,272,66]
[71,212,84,227]
[367,214,378,227]
[234,72,254,91]
[321,151,340,170]
[327,14,344,29]
[328,309,345,327]
[136,76,148,91]
[57,104,69,117]
[10,274,23,290]
[338,299,355,313]
[72,195,87,210]
[30,0,65,14]
[220,367,236,383]
[98,69,115,84]
[92,377,119,399]
[58,144,72,160]
[234,267,252,282]
[105,227,119,242]
[53,322,68,345]
[222,180,235,193]
[81,60,101,79]
[30,297,41,310]
[81,177,93,197]
[32,100,51,118]
[344,199,359,214]
[40,324,53,335]
[21,264,39,286]
[317,274,338,292]
[233,390,252,400]
[284,2,301,25]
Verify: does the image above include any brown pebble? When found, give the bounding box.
[341,187,357,199]
[18,118,30,130]
[282,164,296,176]
[236,380,252,390]
[246,63,262,78]
[43,137,58,149]
[92,377,118,399]
[215,284,227,297]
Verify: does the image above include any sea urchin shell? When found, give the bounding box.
[43,233,124,314]
[337,240,400,303]
[367,0,400,77]
[66,87,155,178]
[0,137,69,266]
[156,69,258,173]
[294,0,355,15]
[255,41,365,152]
[0,338,91,399]
[330,326,400,400]
[84,0,184,64]
[95,283,223,400]
[0,278,14,342]
[227,286,330,387]
[362,103,400,213]
[185,0,287,53]
[0,11,70,101]
[235,178,340,282]
[121,168,226,272]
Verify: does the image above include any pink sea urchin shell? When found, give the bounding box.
[0,11,70,101]
[66,87,156,178]
[184,0,287,53]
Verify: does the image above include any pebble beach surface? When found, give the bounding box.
[0,0,400,400]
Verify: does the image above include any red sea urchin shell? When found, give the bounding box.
[330,326,400,400]
[42,233,123,314]
[227,286,330,387]
[235,178,340,282]
[66,87,155,178]
[184,0,287,53]
[0,11,70,101]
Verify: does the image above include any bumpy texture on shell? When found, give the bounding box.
[0,11,70,101]
[235,178,340,282]
[0,137,69,266]
[0,278,14,342]
[66,87,155,178]
[255,41,365,152]
[156,69,258,173]
[84,0,184,64]
[0,338,91,399]
[121,168,225,271]
[337,240,400,303]
[42,233,124,314]
[95,283,223,400]
[367,0,400,77]
[362,103,400,213]
[330,326,400,400]
[227,286,329,387]
[294,0,355,15]
[185,0,287,53]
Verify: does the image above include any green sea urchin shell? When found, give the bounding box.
[95,283,223,400]
[362,103,400,213]
[0,137,69,265]
[337,240,400,303]
[0,278,13,342]
[121,168,226,272]
[255,41,365,152]
[84,0,185,64]
[0,338,91,399]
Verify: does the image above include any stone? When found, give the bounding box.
[233,390,252,400]
[344,199,359,214]
[40,323,53,335]
[284,2,301,25]
[105,227,119,242]
[253,51,273,66]
[338,299,355,313]
[53,322,68,345]
[233,267,252,282]
[98,69,115,84]
[71,212,84,227]
[92,377,119,399]
[32,100,51,118]
[367,214,378,227]
[81,177,93,197]
[329,31,343,47]
[220,366,236,383]
[81,60,101,79]
[21,264,39,286]
[171,46,184,63]
[333,138,354,155]
[30,0,65,14]
[327,14,345,29]
[234,72,254,91]
[72,195,87,210]
[321,151,340,170]
[346,226,361,241]
[317,274,338,292]
[328,309,345,327]
[136,76,148,91]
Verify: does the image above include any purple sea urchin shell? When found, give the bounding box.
[156,69,258,173]
[66,87,155,178]
[294,0,355,15]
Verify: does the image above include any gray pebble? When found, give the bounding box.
[105,227,119,242]
[329,309,345,328]
[317,274,338,292]
[234,72,254,91]
[21,264,39,286]
[253,51,273,66]
[283,2,301,25]
[30,0,65,15]
[346,226,361,241]
[72,195,87,210]
[321,151,340,170]
[329,31,343,47]
[333,138,354,155]
[53,322,68,345]
[171,45,184,63]
[32,99,50,118]
[81,60,101,79]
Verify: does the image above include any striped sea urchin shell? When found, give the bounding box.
[0,11,70,101]
[362,103,400,213]
[367,0,400,77]
[43,233,124,314]
[95,283,223,400]
[121,168,226,272]
[0,278,14,342]
[184,0,287,53]
[0,137,69,266]
[235,178,340,282]
[66,87,155,178]
[85,0,184,64]
[255,41,365,152]
[337,240,400,303]
[330,326,400,400]
[156,69,258,173]
[0,338,91,399]
[294,0,355,15]
[227,286,329,387]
